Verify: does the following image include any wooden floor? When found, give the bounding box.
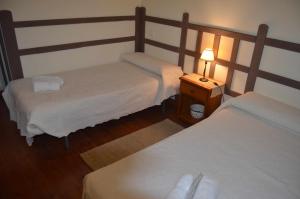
[0,97,184,199]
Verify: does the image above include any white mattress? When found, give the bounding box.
[3,58,182,140]
[83,93,300,199]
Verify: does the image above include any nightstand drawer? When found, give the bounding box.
[180,81,208,103]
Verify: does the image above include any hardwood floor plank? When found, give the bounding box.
[0,97,182,199]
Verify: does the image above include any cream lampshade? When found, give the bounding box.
[200,48,215,82]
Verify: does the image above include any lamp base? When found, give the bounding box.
[199,77,208,82]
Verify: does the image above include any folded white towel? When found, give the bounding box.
[32,76,64,92]
[166,175,194,199]
[186,174,203,199]
[192,176,219,199]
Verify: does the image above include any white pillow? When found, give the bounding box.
[220,92,300,134]
[121,52,181,76]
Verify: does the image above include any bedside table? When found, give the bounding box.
[177,73,224,124]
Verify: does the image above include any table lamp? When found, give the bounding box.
[200,48,214,82]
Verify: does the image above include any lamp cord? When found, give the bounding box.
[211,81,225,103]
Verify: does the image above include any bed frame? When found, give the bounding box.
[140,9,300,96]
[0,7,299,148]
[0,7,299,96]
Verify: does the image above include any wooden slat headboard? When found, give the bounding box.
[0,9,138,80]
[0,6,299,97]
[138,7,300,96]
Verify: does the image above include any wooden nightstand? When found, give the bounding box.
[177,73,224,124]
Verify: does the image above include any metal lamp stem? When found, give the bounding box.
[203,61,207,78]
[200,61,209,82]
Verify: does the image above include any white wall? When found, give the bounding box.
[0,0,141,77]
[142,0,300,108]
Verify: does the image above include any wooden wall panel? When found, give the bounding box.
[245,24,269,92]
[178,13,189,68]
[193,31,203,73]
[135,7,145,52]
[225,39,240,93]
[0,10,23,79]
[208,34,221,78]
[1,6,299,95]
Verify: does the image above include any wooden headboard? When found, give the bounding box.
[134,7,300,97]
[0,7,299,98]
[0,8,140,80]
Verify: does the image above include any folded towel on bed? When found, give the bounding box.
[192,176,219,199]
[32,75,64,92]
[166,174,194,199]
[186,174,204,199]
[166,174,218,199]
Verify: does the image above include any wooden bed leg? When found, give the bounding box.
[64,136,70,150]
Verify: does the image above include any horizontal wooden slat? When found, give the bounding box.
[19,36,135,55]
[185,41,299,91]
[257,70,300,90]
[145,16,256,42]
[214,58,229,66]
[145,16,182,27]
[265,37,300,53]
[225,88,241,97]
[188,23,256,42]
[14,16,135,28]
[185,49,197,57]
[145,38,180,53]
[183,50,250,73]
[215,58,250,73]
[234,64,249,73]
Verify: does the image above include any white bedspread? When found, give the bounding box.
[3,60,181,139]
[83,93,300,199]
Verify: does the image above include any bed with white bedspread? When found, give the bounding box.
[83,92,300,199]
[2,53,183,145]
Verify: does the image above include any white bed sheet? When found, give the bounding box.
[83,93,300,199]
[3,61,180,140]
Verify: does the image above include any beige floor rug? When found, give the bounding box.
[80,119,184,170]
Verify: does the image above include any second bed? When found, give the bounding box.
[83,92,300,199]
[2,53,183,145]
